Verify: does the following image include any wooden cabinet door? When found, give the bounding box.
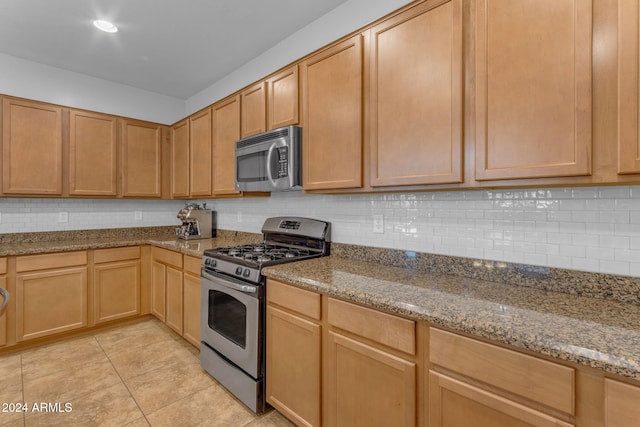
[618,0,640,174]
[151,260,166,321]
[16,267,87,341]
[475,0,592,180]
[69,110,118,196]
[182,272,201,348]
[266,305,321,427]
[301,35,363,190]
[171,119,190,198]
[0,276,6,347]
[605,379,640,427]
[121,119,162,197]
[2,97,62,195]
[429,371,573,427]
[325,331,415,427]
[267,65,299,130]
[212,95,241,195]
[369,0,463,186]
[241,82,267,138]
[165,266,183,334]
[190,108,213,196]
[93,260,140,324]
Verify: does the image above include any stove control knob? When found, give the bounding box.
[205,258,216,268]
[243,269,251,278]
[235,267,243,275]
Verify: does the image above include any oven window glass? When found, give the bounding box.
[208,290,247,348]
[237,151,267,182]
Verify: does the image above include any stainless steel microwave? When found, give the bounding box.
[235,126,302,192]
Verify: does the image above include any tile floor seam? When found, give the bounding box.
[94,332,151,427]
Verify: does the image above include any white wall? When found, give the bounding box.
[0,53,184,124]
[1,185,639,277]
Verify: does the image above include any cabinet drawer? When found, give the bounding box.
[151,246,183,268]
[328,297,415,355]
[267,279,321,320]
[94,246,140,264]
[429,328,575,415]
[605,378,640,427]
[0,258,6,275]
[16,251,87,272]
[183,255,202,276]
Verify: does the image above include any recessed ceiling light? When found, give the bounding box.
[93,20,118,33]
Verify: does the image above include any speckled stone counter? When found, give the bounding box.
[0,227,261,257]
[263,256,640,381]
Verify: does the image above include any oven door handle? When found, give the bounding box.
[202,270,258,294]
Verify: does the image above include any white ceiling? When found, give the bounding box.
[0,0,350,99]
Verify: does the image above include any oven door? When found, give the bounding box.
[201,269,262,379]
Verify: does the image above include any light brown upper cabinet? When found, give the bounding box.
[241,82,267,138]
[121,119,163,197]
[69,110,118,196]
[301,35,364,190]
[170,118,190,198]
[212,94,241,195]
[189,108,213,197]
[2,97,62,195]
[369,0,463,187]
[618,0,640,174]
[267,65,299,130]
[475,0,592,181]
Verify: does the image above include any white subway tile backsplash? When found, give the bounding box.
[1,185,640,277]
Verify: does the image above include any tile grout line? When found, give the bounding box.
[92,333,152,427]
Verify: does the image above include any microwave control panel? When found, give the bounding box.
[277,147,288,177]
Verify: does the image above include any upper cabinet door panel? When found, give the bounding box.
[268,65,299,130]
[2,98,62,195]
[241,82,267,138]
[213,95,241,195]
[171,119,190,198]
[302,35,363,190]
[475,0,592,181]
[189,109,213,197]
[69,110,118,196]
[370,0,463,187]
[618,0,640,174]
[121,120,162,197]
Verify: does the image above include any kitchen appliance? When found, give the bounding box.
[200,217,330,413]
[175,203,216,240]
[235,125,302,192]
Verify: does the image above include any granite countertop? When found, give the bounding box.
[0,228,261,258]
[263,256,640,381]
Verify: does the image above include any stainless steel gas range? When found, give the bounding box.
[200,217,331,413]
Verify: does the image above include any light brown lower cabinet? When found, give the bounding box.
[150,247,183,333]
[15,251,88,342]
[428,371,573,427]
[604,378,640,427]
[93,247,141,324]
[0,257,6,347]
[182,255,202,348]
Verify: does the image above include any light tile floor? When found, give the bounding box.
[0,318,295,427]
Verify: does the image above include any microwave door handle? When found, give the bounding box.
[266,144,278,187]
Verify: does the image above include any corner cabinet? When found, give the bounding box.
[170,118,190,198]
[150,247,183,331]
[369,0,463,187]
[69,110,118,196]
[92,247,141,324]
[189,108,213,197]
[474,0,592,181]
[301,35,364,190]
[2,97,63,195]
[121,119,163,197]
[182,255,202,348]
